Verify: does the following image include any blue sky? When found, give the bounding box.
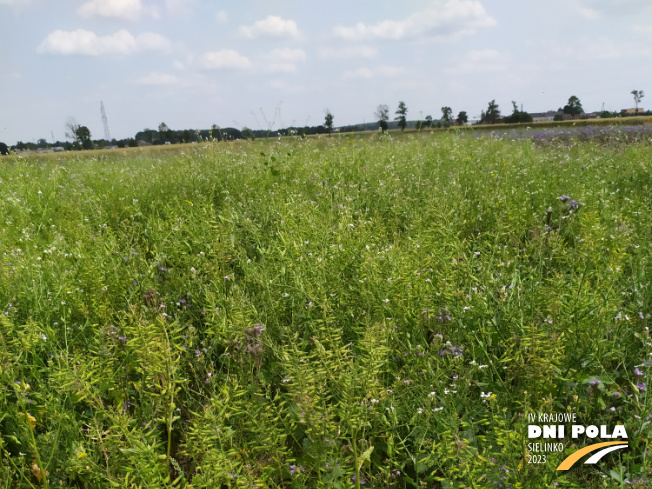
[1,0,651,144]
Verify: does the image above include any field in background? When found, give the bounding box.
[0,132,650,488]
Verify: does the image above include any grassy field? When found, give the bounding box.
[0,131,650,488]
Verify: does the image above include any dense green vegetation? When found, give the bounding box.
[0,132,650,488]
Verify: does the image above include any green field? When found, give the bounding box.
[0,132,650,488]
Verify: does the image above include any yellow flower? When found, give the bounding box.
[32,462,42,482]
[25,413,36,429]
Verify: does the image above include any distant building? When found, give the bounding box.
[529,110,560,122]
[52,146,65,152]
[621,108,645,115]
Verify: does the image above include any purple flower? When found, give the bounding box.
[636,382,647,392]
[558,195,571,203]
[589,379,601,387]
[634,367,644,377]
[350,475,367,485]
[567,200,580,211]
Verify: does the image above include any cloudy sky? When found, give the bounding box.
[1,0,651,144]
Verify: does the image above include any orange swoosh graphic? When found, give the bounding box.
[556,441,628,470]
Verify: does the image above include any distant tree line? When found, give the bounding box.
[2,91,648,154]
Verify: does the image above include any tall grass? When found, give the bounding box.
[0,132,650,488]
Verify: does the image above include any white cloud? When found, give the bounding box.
[78,0,147,21]
[269,48,306,62]
[215,10,228,24]
[136,32,171,51]
[634,24,652,36]
[333,0,495,42]
[443,49,508,75]
[0,0,31,6]
[319,46,377,59]
[239,15,300,40]
[580,0,652,15]
[135,72,178,85]
[36,29,171,56]
[343,67,374,79]
[165,0,194,16]
[266,48,306,73]
[201,49,252,69]
[342,65,403,79]
[576,6,600,20]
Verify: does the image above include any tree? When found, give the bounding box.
[242,126,255,140]
[158,122,170,143]
[324,109,334,135]
[65,118,80,141]
[563,96,583,117]
[394,101,407,131]
[632,90,645,114]
[503,101,533,123]
[375,104,389,133]
[441,107,453,126]
[424,115,433,128]
[481,100,501,124]
[456,111,468,125]
[75,126,93,150]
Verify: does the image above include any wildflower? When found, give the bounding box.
[636,383,647,392]
[350,475,367,485]
[634,367,644,377]
[589,379,601,387]
[417,408,423,414]
[558,195,571,202]
[567,199,580,210]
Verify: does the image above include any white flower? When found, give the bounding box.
[428,392,436,397]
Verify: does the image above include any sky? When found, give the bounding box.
[1,0,651,145]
